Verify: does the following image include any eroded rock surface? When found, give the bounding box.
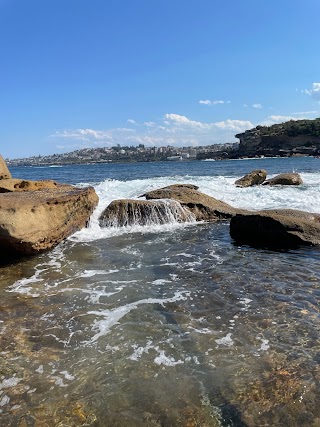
[230,209,320,248]
[235,169,267,187]
[0,178,64,193]
[142,184,244,221]
[263,172,303,186]
[0,155,12,180]
[0,186,98,255]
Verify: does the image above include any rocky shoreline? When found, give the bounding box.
[1,151,319,260]
[0,155,99,257]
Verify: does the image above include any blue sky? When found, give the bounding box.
[1,0,320,159]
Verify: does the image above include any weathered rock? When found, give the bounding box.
[234,169,267,187]
[263,172,303,186]
[142,184,244,221]
[0,186,99,255]
[230,209,320,248]
[139,183,199,198]
[99,198,195,227]
[0,178,63,193]
[0,155,12,180]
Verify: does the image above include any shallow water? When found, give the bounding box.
[1,159,320,426]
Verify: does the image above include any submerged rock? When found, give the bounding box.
[230,209,320,248]
[0,155,12,180]
[234,169,267,187]
[141,184,243,221]
[0,185,99,255]
[99,198,195,227]
[263,172,303,186]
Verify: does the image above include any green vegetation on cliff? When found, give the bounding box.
[236,118,320,139]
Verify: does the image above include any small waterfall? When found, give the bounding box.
[99,198,196,227]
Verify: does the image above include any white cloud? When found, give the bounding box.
[199,100,230,105]
[51,113,255,152]
[303,82,320,100]
[164,113,208,128]
[214,119,254,131]
[127,119,136,124]
[252,103,262,109]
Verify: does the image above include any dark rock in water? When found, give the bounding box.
[263,172,303,186]
[230,209,320,248]
[235,169,267,187]
[0,155,12,180]
[0,186,99,255]
[99,198,194,227]
[142,184,244,221]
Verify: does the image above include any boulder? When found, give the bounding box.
[99,198,194,227]
[263,172,303,186]
[0,155,12,180]
[0,178,63,193]
[141,184,244,221]
[230,209,320,248]
[234,169,267,187]
[0,186,99,255]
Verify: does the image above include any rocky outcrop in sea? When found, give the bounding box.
[0,156,99,256]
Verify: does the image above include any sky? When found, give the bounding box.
[1,0,320,159]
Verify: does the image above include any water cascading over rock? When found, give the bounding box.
[99,199,195,227]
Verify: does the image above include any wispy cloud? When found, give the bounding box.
[199,100,231,105]
[303,82,320,100]
[252,103,262,109]
[127,119,136,124]
[291,110,318,115]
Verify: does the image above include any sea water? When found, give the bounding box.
[0,157,319,426]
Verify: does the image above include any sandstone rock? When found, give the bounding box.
[0,155,12,180]
[263,172,303,186]
[99,198,195,227]
[0,186,99,255]
[234,169,267,187]
[230,209,320,248]
[142,184,243,221]
[139,183,199,198]
[0,178,64,193]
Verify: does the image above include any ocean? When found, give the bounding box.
[0,157,319,426]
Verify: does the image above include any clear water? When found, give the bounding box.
[1,158,319,426]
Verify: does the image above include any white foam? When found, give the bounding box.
[128,340,154,361]
[87,291,189,343]
[67,172,320,243]
[0,377,22,391]
[215,333,234,347]
[153,350,184,366]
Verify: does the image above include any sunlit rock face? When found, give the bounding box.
[235,169,267,187]
[0,154,12,180]
[142,184,244,221]
[0,186,98,255]
[263,172,303,186]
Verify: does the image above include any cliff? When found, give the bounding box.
[235,118,320,157]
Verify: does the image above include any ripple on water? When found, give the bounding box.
[0,223,319,425]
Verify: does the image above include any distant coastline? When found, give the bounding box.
[6,117,320,167]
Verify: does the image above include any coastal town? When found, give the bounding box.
[6,118,320,166]
[6,142,238,166]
